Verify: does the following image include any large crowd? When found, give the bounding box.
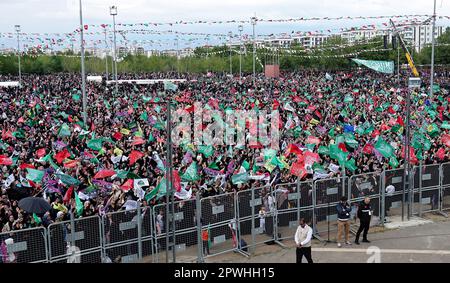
[0,69,449,235]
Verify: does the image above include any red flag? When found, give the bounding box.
[113,132,123,141]
[54,149,71,164]
[303,151,320,166]
[185,105,194,113]
[91,122,95,132]
[63,160,79,169]
[17,117,25,124]
[120,179,134,191]
[93,169,116,179]
[132,136,145,146]
[436,148,446,160]
[63,186,74,205]
[363,144,374,155]
[338,143,348,152]
[401,147,418,164]
[19,163,35,170]
[380,124,391,132]
[172,170,182,192]
[387,106,396,114]
[397,116,405,127]
[1,129,12,140]
[443,134,450,147]
[36,148,46,158]
[129,150,144,165]
[305,136,321,146]
[314,110,322,120]
[273,100,280,110]
[284,144,303,157]
[249,141,263,149]
[0,155,13,166]
[290,162,307,179]
[371,129,381,138]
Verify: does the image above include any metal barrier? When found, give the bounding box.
[274,181,313,241]
[201,192,237,258]
[348,172,381,224]
[384,168,407,219]
[0,227,48,263]
[313,176,348,238]
[442,162,450,211]
[102,209,141,263]
[48,214,102,263]
[236,186,274,253]
[413,164,441,216]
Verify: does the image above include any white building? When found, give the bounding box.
[293,34,329,48]
[402,24,444,52]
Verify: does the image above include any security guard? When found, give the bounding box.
[355,197,372,245]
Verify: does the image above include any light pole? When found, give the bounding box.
[228,31,233,76]
[104,27,109,79]
[14,25,21,87]
[430,0,437,97]
[251,16,257,82]
[238,25,243,80]
[78,0,87,129]
[110,6,118,95]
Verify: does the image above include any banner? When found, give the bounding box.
[352,58,394,74]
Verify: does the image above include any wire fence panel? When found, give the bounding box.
[274,181,313,241]
[413,164,441,215]
[172,199,198,262]
[314,177,348,236]
[384,169,407,218]
[140,206,154,259]
[442,163,450,211]
[349,173,381,200]
[201,192,237,257]
[151,203,168,263]
[0,227,48,263]
[102,209,139,263]
[48,215,102,263]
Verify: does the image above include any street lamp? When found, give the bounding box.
[78,0,87,128]
[251,16,257,82]
[238,25,243,80]
[14,25,21,87]
[103,26,109,80]
[228,31,233,76]
[110,5,118,95]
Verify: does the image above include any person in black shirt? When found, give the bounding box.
[355,197,372,245]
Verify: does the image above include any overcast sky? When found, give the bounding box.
[0,0,449,49]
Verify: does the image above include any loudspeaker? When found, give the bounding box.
[383,35,388,49]
[392,36,398,50]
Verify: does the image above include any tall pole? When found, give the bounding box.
[15,25,21,87]
[238,25,243,81]
[176,36,179,77]
[165,96,175,263]
[104,28,109,79]
[110,6,118,95]
[430,0,437,97]
[79,0,87,129]
[251,15,257,82]
[228,31,233,76]
[397,43,400,84]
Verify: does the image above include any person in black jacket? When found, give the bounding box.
[336,196,352,248]
[355,197,372,245]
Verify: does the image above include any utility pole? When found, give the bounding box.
[430,0,437,97]
[238,25,243,80]
[228,31,233,76]
[14,25,22,87]
[251,15,257,82]
[110,6,118,95]
[104,27,109,79]
[78,0,87,129]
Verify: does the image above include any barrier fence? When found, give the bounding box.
[1,163,449,263]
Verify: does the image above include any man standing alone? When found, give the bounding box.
[355,197,372,245]
[294,218,313,263]
[336,196,352,248]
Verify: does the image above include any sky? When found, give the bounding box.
[0,0,449,50]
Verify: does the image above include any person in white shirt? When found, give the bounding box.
[258,207,266,233]
[294,218,313,263]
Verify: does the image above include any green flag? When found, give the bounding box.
[389,156,399,168]
[26,169,45,183]
[232,172,249,184]
[242,160,250,171]
[441,121,450,130]
[74,191,84,217]
[198,145,214,158]
[345,158,357,172]
[181,162,200,182]
[33,213,42,225]
[58,123,71,137]
[318,146,330,156]
[56,173,80,186]
[374,137,394,158]
[87,139,103,151]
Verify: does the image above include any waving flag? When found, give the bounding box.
[94,169,116,179]
[374,137,394,158]
[129,150,144,165]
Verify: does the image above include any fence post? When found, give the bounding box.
[296,179,301,226]
[196,193,204,263]
[99,215,105,263]
[439,164,443,212]
[137,203,143,261]
[380,169,386,226]
[43,228,49,263]
[70,211,75,248]
[419,163,423,217]
[312,181,317,237]
[251,187,256,255]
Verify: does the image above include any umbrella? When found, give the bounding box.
[18,197,51,214]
